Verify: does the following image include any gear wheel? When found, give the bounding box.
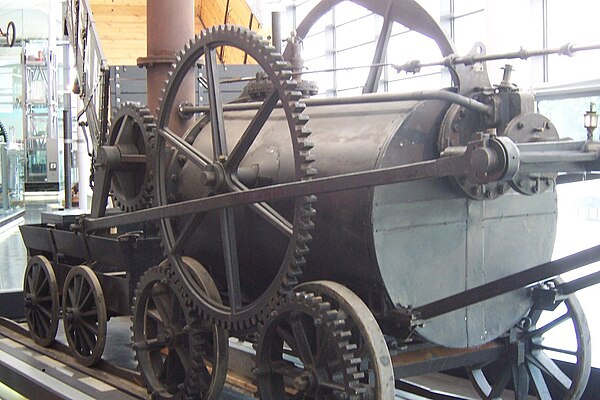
[108,103,156,211]
[131,263,227,400]
[155,25,316,332]
[255,291,365,399]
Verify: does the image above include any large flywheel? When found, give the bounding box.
[284,0,489,94]
[155,25,316,332]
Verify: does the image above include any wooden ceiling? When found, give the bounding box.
[89,0,263,66]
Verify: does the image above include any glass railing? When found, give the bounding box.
[0,142,25,214]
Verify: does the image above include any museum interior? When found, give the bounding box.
[0,0,599,399]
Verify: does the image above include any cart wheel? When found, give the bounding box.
[62,265,107,367]
[6,21,15,47]
[468,280,591,400]
[132,259,228,400]
[296,281,396,400]
[23,255,59,347]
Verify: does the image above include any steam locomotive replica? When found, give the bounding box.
[18,0,600,398]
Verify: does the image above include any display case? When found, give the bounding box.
[0,142,25,212]
[22,44,59,191]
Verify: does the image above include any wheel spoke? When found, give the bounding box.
[318,380,348,392]
[527,362,552,399]
[37,311,49,333]
[147,307,164,324]
[79,288,93,310]
[76,276,85,305]
[38,305,53,319]
[511,362,530,400]
[230,179,293,236]
[174,345,191,371]
[157,127,210,169]
[525,311,570,339]
[227,88,279,169]
[81,309,99,318]
[80,319,98,336]
[152,288,174,326]
[204,45,228,159]
[32,265,40,291]
[489,365,511,398]
[220,208,242,311]
[81,328,96,354]
[115,115,133,143]
[531,343,579,357]
[290,312,315,366]
[171,212,208,254]
[67,286,76,308]
[526,351,571,390]
[363,1,393,94]
[249,202,293,237]
[276,326,296,351]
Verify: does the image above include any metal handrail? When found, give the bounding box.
[64,0,110,155]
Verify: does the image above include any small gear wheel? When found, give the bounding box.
[108,103,156,212]
[131,263,228,400]
[255,291,365,399]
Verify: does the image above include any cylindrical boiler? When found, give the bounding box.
[174,98,557,348]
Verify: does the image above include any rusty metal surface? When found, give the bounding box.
[144,0,194,132]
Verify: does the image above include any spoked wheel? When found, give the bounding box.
[23,255,59,347]
[132,261,228,400]
[284,0,483,94]
[255,291,365,399]
[156,25,316,332]
[5,21,15,47]
[468,280,591,400]
[62,265,107,366]
[297,281,395,399]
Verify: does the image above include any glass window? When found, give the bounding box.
[538,96,600,367]
[452,0,485,16]
[335,14,379,52]
[452,11,486,55]
[546,0,600,84]
[334,1,372,26]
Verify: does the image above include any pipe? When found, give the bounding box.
[179,90,494,116]
[271,12,282,54]
[62,6,72,209]
[138,0,195,135]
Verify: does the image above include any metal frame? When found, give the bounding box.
[65,0,110,153]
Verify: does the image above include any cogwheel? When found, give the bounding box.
[108,102,156,212]
[154,25,316,333]
[131,262,227,400]
[255,291,366,399]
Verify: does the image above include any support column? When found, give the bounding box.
[76,99,91,210]
[138,0,195,135]
[62,37,72,209]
